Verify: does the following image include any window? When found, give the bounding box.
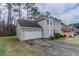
[46,19,52,25]
[47,19,49,24]
[50,18,52,25]
[50,21,52,25]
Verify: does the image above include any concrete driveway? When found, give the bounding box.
[25,39,79,56]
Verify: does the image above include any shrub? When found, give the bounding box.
[69,35,72,37]
[48,36,55,40]
[60,35,64,38]
[63,35,66,37]
[54,33,61,39]
[48,33,64,40]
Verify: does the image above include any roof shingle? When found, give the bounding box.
[18,20,42,28]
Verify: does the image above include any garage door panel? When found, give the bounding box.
[24,30,42,40]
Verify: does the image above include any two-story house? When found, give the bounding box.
[16,15,64,41]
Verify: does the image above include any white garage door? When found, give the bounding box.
[24,30,42,40]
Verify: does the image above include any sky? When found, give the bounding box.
[36,3,79,25]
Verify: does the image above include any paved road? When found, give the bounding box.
[26,39,79,56]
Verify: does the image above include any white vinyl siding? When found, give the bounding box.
[20,27,42,41]
[23,31,42,40]
[16,22,21,40]
[38,17,62,38]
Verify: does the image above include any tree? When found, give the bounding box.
[5,3,12,35]
[46,11,50,17]
[25,3,29,20]
[7,3,12,27]
[6,3,16,35]
[0,9,2,20]
[0,3,42,36]
[12,3,22,20]
[31,7,40,20]
[0,4,6,32]
[0,4,2,20]
[2,14,5,31]
[16,3,22,19]
[0,4,5,21]
[24,3,35,20]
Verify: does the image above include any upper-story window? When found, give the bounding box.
[46,19,52,25]
[47,19,49,24]
[50,20,52,25]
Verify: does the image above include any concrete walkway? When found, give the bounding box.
[26,39,79,56]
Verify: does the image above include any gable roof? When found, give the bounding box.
[61,25,74,32]
[35,15,65,25]
[50,16,61,22]
[35,15,47,22]
[18,20,42,28]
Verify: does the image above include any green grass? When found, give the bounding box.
[0,36,46,56]
[0,47,5,55]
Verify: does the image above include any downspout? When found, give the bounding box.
[48,16,51,37]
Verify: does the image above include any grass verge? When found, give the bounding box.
[0,36,46,56]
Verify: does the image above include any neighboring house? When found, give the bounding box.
[16,16,63,41]
[61,25,78,37]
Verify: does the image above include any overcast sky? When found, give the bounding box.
[36,3,79,25]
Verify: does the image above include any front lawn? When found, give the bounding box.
[0,36,46,56]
